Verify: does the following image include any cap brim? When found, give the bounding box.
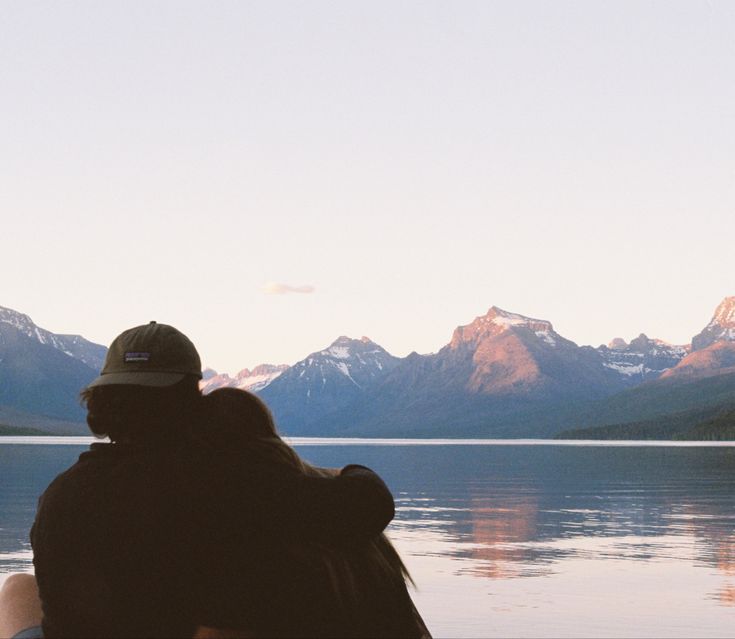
[86,371,189,388]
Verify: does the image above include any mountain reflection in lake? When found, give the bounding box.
[1,440,735,637]
[298,443,735,637]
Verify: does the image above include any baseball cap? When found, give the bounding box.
[87,321,203,388]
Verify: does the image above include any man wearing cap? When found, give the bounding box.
[24,322,395,638]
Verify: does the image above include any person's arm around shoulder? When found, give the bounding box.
[296,464,395,541]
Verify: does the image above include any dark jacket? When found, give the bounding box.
[31,440,394,638]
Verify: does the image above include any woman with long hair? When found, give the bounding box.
[203,387,431,639]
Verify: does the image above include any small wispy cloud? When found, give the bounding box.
[261,282,316,295]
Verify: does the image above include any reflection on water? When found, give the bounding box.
[1,440,735,636]
[0,444,86,576]
[298,443,735,637]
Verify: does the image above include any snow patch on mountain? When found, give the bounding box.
[334,361,359,386]
[487,307,553,332]
[292,336,395,386]
[603,361,645,376]
[489,309,535,328]
[265,336,399,396]
[200,364,288,394]
[452,306,562,351]
[323,345,350,360]
[0,307,36,335]
[535,330,557,346]
[0,306,106,370]
[598,334,687,382]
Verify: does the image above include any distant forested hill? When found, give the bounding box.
[555,370,735,437]
[557,401,735,441]
[0,422,54,436]
[676,408,735,440]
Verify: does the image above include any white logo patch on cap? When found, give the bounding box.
[125,352,151,363]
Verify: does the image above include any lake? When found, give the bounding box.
[1,438,735,637]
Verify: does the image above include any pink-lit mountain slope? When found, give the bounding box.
[558,297,735,439]
[3,297,734,438]
[692,297,735,350]
[303,307,638,437]
[661,297,735,381]
[200,364,288,394]
[442,306,621,397]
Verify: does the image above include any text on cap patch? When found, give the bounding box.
[125,352,151,363]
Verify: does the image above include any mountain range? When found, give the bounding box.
[1,297,734,438]
[0,307,102,431]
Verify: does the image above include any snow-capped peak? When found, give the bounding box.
[278,336,398,389]
[710,297,735,328]
[200,363,288,394]
[692,296,735,351]
[486,307,556,338]
[318,336,381,360]
[599,332,688,381]
[0,305,106,370]
[326,345,350,359]
[322,336,354,359]
[487,306,548,328]
[608,338,628,351]
[605,334,685,356]
[451,306,558,348]
[0,306,39,337]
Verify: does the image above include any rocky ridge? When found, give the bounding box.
[258,336,400,433]
[598,334,688,382]
[691,297,735,351]
[0,306,106,371]
[2,296,735,437]
[200,364,289,394]
[661,297,735,381]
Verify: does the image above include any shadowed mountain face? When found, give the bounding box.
[3,297,735,438]
[0,319,99,425]
[598,334,688,383]
[556,298,735,439]
[259,336,400,434]
[0,306,106,371]
[297,308,637,437]
[559,297,735,438]
[263,299,735,437]
[556,371,735,440]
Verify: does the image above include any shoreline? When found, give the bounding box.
[0,436,733,446]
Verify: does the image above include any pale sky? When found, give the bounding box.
[2,1,734,373]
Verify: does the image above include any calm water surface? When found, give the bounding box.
[1,438,734,637]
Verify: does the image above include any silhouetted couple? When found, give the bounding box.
[0,322,429,638]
